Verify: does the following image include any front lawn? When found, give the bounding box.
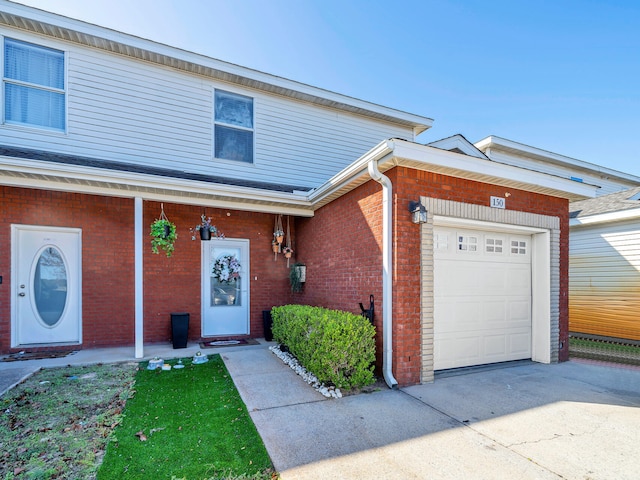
[0,355,276,480]
[98,355,274,479]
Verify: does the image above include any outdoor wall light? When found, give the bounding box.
[408,200,427,224]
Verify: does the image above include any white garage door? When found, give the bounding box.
[434,226,532,370]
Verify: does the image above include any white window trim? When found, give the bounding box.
[2,36,68,133]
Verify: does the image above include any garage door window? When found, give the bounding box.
[434,232,449,250]
[511,240,527,255]
[457,234,478,252]
[485,237,504,253]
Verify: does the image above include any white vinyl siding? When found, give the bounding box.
[0,30,414,189]
[487,150,638,196]
[569,220,640,340]
[3,38,65,131]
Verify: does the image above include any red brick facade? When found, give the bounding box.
[294,167,570,386]
[0,187,293,353]
[1,166,569,386]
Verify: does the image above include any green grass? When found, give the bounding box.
[97,355,274,480]
[0,363,137,479]
[569,337,640,355]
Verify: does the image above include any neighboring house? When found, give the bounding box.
[475,136,640,196]
[474,136,640,342]
[0,2,598,387]
[569,187,640,341]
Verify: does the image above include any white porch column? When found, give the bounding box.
[134,197,144,358]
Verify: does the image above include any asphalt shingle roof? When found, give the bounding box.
[570,186,640,219]
[0,145,312,194]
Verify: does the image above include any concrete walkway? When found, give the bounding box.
[2,342,639,479]
[222,347,640,480]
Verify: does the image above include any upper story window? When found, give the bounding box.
[214,89,253,163]
[3,38,65,131]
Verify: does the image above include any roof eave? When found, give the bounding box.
[310,139,598,210]
[569,207,640,227]
[475,135,640,184]
[0,156,314,216]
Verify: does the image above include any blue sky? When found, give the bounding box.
[13,0,640,176]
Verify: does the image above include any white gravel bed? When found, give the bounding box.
[269,345,342,398]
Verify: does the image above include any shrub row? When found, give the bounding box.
[271,305,376,389]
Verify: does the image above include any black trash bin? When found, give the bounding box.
[262,310,273,342]
[171,312,189,349]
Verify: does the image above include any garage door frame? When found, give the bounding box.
[419,197,561,383]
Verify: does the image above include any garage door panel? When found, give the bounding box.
[510,300,532,324]
[436,335,481,369]
[436,261,509,296]
[434,226,532,370]
[510,331,532,356]
[507,265,531,292]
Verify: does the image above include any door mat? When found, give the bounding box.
[1,351,77,362]
[199,339,260,348]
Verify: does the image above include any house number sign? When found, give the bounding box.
[490,196,506,209]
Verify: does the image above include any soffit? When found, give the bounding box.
[0,160,314,216]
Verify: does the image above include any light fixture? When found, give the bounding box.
[408,200,427,224]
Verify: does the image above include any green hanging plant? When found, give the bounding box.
[289,263,306,293]
[150,205,177,257]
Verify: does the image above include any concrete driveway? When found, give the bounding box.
[223,349,640,480]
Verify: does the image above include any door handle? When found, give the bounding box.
[18,292,25,297]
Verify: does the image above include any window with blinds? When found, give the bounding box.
[214,89,253,163]
[3,38,65,131]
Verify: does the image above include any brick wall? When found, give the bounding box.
[0,187,293,353]
[295,167,570,386]
[143,202,293,343]
[295,181,385,371]
[0,186,135,351]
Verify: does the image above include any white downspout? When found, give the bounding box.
[368,156,399,389]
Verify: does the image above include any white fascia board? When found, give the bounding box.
[569,207,640,227]
[0,156,313,216]
[391,140,599,200]
[475,135,640,184]
[308,138,599,210]
[0,1,433,135]
[427,135,488,159]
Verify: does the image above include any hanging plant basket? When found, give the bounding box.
[289,263,306,293]
[274,214,284,245]
[190,214,224,241]
[150,212,177,257]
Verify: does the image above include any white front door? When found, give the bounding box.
[202,239,249,336]
[12,225,82,347]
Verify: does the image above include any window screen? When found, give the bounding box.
[214,90,253,163]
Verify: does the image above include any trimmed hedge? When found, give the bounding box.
[271,305,376,389]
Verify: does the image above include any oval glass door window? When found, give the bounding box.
[33,247,68,326]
